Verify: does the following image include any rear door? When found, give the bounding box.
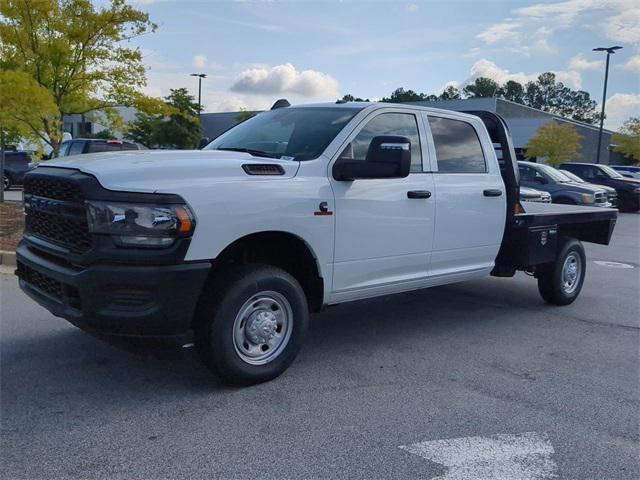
[423,113,506,278]
[330,108,436,300]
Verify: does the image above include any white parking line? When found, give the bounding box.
[400,431,557,480]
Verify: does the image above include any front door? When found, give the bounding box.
[330,110,436,300]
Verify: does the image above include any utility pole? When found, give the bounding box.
[1,129,5,203]
[190,73,207,118]
[593,46,623,164]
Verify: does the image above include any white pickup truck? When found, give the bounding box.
[17,102,617,385]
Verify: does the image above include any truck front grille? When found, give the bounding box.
[594,192,608,205]
[23,176,92,253]
[17,262,82,308]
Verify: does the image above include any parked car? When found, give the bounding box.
[559,169,617,207]
[560,162,640,212]
[520,186,551,203]
[17,105,617,385]
[2,150,34,190]
[610,165,640,179]
[518,161,610,207]
[51,138,140,158]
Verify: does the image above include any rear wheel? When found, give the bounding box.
[195,264,309,385]
[537,238,586,305]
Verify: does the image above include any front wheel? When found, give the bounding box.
[537,238,586,305]
[195,265,309,385]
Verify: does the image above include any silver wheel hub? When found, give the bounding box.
[232,291,293,365]
[561,252,582,294]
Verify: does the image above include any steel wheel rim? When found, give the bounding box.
[232,291,293,365]
[561,252,581,294]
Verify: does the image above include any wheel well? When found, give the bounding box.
[211,232,324,312]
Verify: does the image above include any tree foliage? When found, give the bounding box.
[365,72,599,124]
[613,117,640,164]
[126,88,202,149]
[0,0,161,153]
[340,94,370,102]
[525,121,582,166]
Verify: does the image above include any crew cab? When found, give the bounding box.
[16,102,617,385]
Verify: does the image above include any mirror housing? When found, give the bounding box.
[198,137,210,150]
[333,136,411,181]
[534,176,548,184]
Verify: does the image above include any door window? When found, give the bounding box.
[340,112,422,173]
[428,116,486,173]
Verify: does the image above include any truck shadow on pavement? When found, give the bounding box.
[6,275,545,394]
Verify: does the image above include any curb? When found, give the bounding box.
[0,250,17,267]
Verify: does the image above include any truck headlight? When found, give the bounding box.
[86,201,195,248]
[580,193,595,204]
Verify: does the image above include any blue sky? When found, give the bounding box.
[130,0,639,129]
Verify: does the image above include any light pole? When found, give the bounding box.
[190,73,207,118]
[593,46,622,164]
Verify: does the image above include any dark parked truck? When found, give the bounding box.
[16,104,617,385]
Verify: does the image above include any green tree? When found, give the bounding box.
[0,0,160,155]
[525,121,582,166]
[438,85,461,100]
[126,88,202,149]
[613,117,640,164]
[235,110,255,124]
[463,77,500,98]
[381,88,435,103]
[500,80,525,104]
[339,94,370,102]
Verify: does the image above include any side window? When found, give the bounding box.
[593,167,608,179]
[341,112,422,173]
[87,142,123,153]
[67,141,85,156]
[519,165,536,182]
[428,116,486,173]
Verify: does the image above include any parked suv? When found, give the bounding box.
[2,150,34,190]
[518,161,610,207]
[559,169,617,208]
[560,162,640,212]
[53,139,140,158]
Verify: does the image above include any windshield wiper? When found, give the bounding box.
[216,147,278,159]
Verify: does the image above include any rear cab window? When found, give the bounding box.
[427,116,486,173]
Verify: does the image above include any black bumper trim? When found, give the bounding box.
[16,242,211,336]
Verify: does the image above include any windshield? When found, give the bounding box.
[559,170,585,183]
[535,163,572,182]
[205,107,361,161]
[600,165,624,178]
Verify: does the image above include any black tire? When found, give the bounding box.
[617,192,636,212]
[195,264,309,386]
[537,238,586,306]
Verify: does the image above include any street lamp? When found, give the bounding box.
[190,73,207,118]
[593,46,623,164]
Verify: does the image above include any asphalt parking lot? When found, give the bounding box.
[1,214,638,480]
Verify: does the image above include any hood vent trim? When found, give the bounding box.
[242,164,285,176]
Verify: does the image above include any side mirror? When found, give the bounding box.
[333,136,411,181]
[534,176,547,184]
[198,137,210,150]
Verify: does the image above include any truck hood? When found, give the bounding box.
[558,181,607,194]
[41,150,300,193]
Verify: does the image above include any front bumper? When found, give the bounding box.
[16,242,210,336]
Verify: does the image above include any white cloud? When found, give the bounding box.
[231,63,338,98]
[450,59,583,90]
[406,3,419,13]
[605,93,640,129]
[192,55,208,69]
[477,22,521,44]
[619,55,640,72]
[568,54,604,71]
[479,0,639,54]
[603,8,640,44]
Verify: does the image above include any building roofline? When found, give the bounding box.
[493,98,616,134]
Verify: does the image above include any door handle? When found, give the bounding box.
[407,190,432,199]
[483,189,503,197]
